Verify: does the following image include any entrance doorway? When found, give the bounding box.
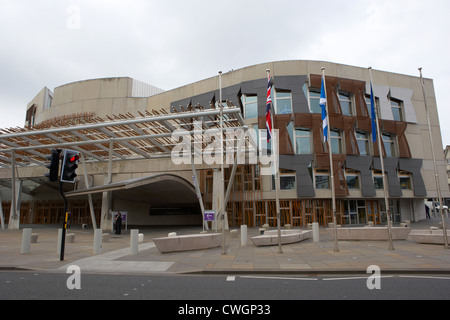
[367,200,381,224]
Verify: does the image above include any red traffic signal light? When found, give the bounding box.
[60,149,80,183]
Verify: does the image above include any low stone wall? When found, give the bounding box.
[153,233,222,253]
[326,227,411,241]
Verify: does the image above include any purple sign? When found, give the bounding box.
[204,211,215,221]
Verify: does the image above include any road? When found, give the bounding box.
[2,271,450,302]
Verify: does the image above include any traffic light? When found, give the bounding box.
[44,149,61,182]
[60,149,80,183]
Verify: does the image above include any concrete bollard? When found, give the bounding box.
[93,229,102,255]
[57,229,62,255]
[130,229,139,255]
[138,233,144,243]
[240,225,247,246]
[21,228,32,254]
[312,222,320,242]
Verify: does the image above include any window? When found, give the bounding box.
[330,129,342,154]
[315,169,330,189]
[356,131,369,156]
[259,129,272,155]
[382,133,395,157]
[345,169,360,190]
[308,88,322,114]
[390,98,403,122]
[275,91,292,114]
[295,128,312,154]
[373,170,384,189]
[241,95,258,119]
[339,91,353,116]
[366,95,380,118]
[399,171,412,190]
[272,169,296,190]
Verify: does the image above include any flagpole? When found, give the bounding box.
[219,71,227,255]
[419,67,448,249]
[321,67,339,253]
[368,67,394,251]
[267,69,283,254]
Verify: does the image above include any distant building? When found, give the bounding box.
[1,60,449,230]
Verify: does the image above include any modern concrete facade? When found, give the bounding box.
[1,60,449,231]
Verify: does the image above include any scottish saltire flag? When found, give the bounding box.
[320,77,328,142]
[370,83,377,143]
[266,76,273,143]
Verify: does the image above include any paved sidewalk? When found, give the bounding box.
[1,218,450,275]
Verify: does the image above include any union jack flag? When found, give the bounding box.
[266,76,273,143]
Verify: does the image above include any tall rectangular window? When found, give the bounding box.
[382,133,395,157]
[295,128,312,154]
[356,131,369,156]
[308,88,322,114]
[331,129,342,154]
[373,170,384,189]
[259,129,272,155]
[399,171,412,189]
[339,91,353,116]
[275,91,292,114]
[390,98,404,122]
[241,95,258,119]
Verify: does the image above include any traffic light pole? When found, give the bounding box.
[59,181,69,261]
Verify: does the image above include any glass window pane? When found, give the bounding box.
[281,176,296,190]
[276,98,292,114]
[245,96,257,103]
[295,128,311,154]
[357,140,368,155]
[400,176,411,189]
[296,137,311,154]
[277,92,291,99]
[245,102,258,118]
[382,134,394,157]
[315,176,330,189]
[392,107,402,121]
[242,95,258,119]
[310,98,321,114]
[339,92,352,116]
[340,101,352,116]
[272,175,296,190]
[331,131,341,154]
[374,176,384,189]
[346,175,360,189]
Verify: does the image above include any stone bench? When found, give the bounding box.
[251,229,312,247]
[31,233,39,243]
[230,229,238,238]
[326,227,411,241]
[153,233,222,253]
[102,233,110,242]
[409,228,450,245]
[66,233,76,243]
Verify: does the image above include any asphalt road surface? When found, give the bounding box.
[2,271,450,302]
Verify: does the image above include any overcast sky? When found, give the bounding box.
[1,0,449,148]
